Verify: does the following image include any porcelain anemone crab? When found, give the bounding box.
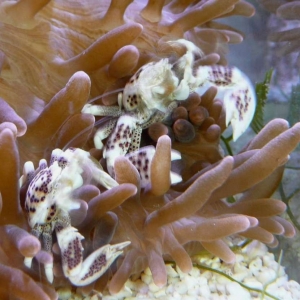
[82,39,256,182]
[20,147,130,286]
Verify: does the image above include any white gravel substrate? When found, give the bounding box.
[58,240,300,300]
[100,241,300,300]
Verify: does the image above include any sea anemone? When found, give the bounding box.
[0,0,299,299]
[0,0,254,127]
[94,119,297,294]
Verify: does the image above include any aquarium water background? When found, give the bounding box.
[226,0,300,284]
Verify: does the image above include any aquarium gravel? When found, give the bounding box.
[56,240,300,300]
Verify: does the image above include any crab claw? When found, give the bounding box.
[68,241,130,286]
[223,78,256,141]
[125,144,182,188]
[195,65,256,141]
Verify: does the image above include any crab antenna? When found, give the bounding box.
[88,88,124,104]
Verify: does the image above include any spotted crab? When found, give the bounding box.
[20,147,130,286]
[82,39,256,182]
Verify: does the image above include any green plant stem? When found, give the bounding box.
[166,261,280,300]
[285,166,300,170]
[221,135,233,156]
[287,187,300,202]
[193,263,280,300]
[279,183,300,232]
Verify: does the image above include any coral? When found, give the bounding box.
[0,0,299,299]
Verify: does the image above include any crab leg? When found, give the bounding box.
[82,104,122,117]
[56,225,85,279]
[24,223,54,283]
[56,148,119,190]
[103,115,138,176]
[23,223,43,269]
[75,148,119,189]
[54,210,130,286]
[39,223,54,283]
[82,104,122,149]
[68,241,130,286]
[93,118,118,149]
[194,65,256,141]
